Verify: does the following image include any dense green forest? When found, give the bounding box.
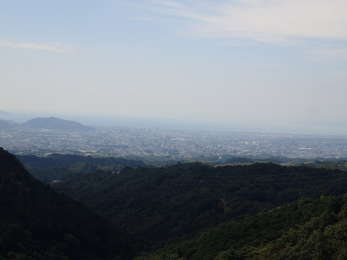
[18,154,145,183]
[0,148,133,260]
[4,147,347,259]
[138,194,347,259]
[54,163,347,252]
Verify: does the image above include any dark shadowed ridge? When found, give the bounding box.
[22,117,92,131]
[55,162,347,251]
[0,147,133,260]
[18,153,146,183]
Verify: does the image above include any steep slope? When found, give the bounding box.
[54,163,347,250]
[0,148,133,260]
[22,117,92,131]
[254,197,347,260]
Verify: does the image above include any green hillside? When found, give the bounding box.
[54,163,347,252]
[139,195,347,260]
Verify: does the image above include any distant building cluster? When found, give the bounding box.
[1,125,347,161]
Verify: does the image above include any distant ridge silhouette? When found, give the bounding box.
[22,117,92,131]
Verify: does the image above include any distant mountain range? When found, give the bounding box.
[22,117,92,131]
[0,116,92,131]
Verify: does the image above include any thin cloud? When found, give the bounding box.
[309,47,347,61]
[156,0,185,9]
[129,16,154,22]
[146,0,214,22]
[0,41,71,53]
[149,0,347,43]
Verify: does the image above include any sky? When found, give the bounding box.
[1,0,347,133]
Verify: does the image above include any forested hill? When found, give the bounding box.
[54,162,347,251]
[141,195,347,260]
[18,153,146,183]
[0,148,133,260]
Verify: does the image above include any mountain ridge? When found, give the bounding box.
[54,162,347,251]
[0,147,133,259]
[22,117,92,131]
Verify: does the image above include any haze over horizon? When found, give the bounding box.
[2,0,347,134]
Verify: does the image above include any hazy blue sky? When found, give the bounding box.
[1,0,347,132]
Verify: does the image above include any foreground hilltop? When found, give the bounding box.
[4,144,347,259]
[143,194,347,260]
[0,148,132,260]
[54,162,347,252]
[22,117,92,131]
